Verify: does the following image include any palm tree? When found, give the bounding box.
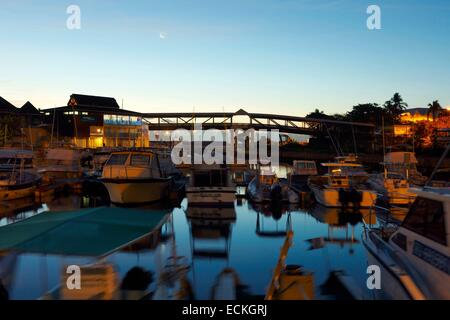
[427,100,443,121]
[383,93,408,123]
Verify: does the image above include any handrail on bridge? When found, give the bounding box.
[141,109,375,128]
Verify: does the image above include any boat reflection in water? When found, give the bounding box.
[252,202,295,238]
[0,202,182,300]
[1,176,447,300]
[307,205,367,256]
[185,205,252,300]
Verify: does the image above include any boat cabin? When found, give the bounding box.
[322,162,364,188]
[102,151,166,179]
[292,160,317,176]
[189,165,231,188]
[393,188,450,248]
[383,152,421,179]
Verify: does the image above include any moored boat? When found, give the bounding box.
[288,160,318,193]
[308,156,377,208]
[0,171,40,201]
[186,165,236,207]
[37,148,89,182]
[362,187,450,299]
[382,151,427,186]
[100,151,175,205]
[0,150,40,201]
[247,170,299,204]
[368,172,416,206]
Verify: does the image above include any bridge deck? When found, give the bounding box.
[142,109,374,135]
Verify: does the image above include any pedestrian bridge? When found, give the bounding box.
[142,109,374,136]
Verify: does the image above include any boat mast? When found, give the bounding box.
[50,108,56,147]
[382,115,387,179]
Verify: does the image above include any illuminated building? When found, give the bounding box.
[400,108,431,123]
[43,94,149,148]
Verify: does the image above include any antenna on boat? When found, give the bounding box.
[351,124,358,157]
[324,123,340,157]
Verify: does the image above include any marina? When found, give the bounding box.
[1,1,450,305]
[0,149,448,300]
[0,94,449,301]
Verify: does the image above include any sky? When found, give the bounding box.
[1,0,449,116]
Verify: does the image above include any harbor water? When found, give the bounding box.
[0,161,403,300]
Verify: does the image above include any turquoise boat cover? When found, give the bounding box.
[0,207,168,257]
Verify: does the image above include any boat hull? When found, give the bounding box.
[247,179,299,204]
[362,229,450,300]
[186,187,236,207]
[102,178,171,205]
[310,185,376,208]
[0,185,36,201]
[368,176,416,206]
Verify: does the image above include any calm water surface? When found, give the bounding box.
[1,192,384,300]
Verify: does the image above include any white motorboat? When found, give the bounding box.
[288,160,318,193]
[382,151,427,186]
[368,172,416,206]
[308,156,377,208]
[100,151,175,205]
[186,165,236,207]
[247,170,299,204]
[362,187,450,299]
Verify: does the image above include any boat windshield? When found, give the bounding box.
[194,170,228,187]
[130,154,151,166]
[106,153,129,166]
[402,197,447,246]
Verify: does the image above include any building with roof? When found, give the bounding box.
[0,97,48,148]
[43,94,149,148]
[400,108,430,123]
[0,96,18,114]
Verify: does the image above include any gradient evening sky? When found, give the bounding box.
[1,0,449,116]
